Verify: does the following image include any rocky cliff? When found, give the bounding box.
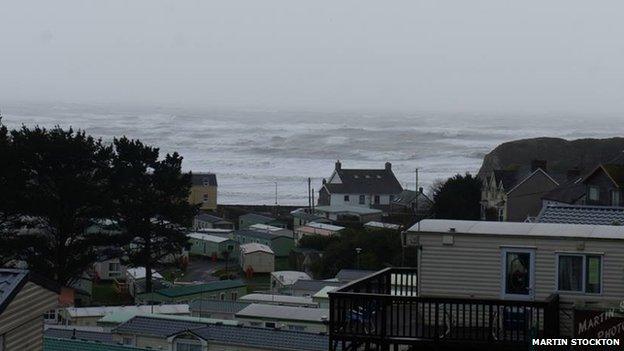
[477,137,624,180]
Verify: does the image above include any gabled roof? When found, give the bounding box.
[324,167,402,195]
[491,170,520,190]
[270,271,311,286]
[542,178,585,204]
[506,168,559,195]
[191,172,217,186]
[537,204,624,226]
[290,279,344,294]
[391,190,433,206]
[153,280,246,298]
[0,269,59,315]
[583,163,624,187]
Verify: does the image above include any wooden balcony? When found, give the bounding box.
[328,268,560,351]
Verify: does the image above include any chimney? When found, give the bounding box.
[322,178,326,184]
[385,162,392,171]
[335,160,341,171]
[531,159,547,172]
[567,167,581,181]
[419,187,424,193]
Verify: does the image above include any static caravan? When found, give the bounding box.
[405,219,624,338]
[239,243,275,273]
[187,232,238,260]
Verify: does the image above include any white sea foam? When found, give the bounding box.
[3,102,623,205]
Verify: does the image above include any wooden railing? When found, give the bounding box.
[329,268,559,350]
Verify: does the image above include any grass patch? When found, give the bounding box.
[91,281,134,306]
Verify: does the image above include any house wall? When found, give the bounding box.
[270,236,295,257]
[506,172,558,222]
[94,258,125,280]
[409,232,624,336]
[240,251,275,273]
[329,193,392,207]
[480,174,508,221]
[0,282,58,351]
[189,184,217,211]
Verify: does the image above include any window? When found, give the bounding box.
[612,190,621,206]
[176,341,202,351]
[588,186,600,202]
[359,195,365,204]
[288,325,306,331]
[497,208,504,222]
[43,309,57,322]
[202,178,211,186]
[122,337,134,346]
[202,194,209,202]
[389,195,394,202]
[557,254,602,294]
[343,195,350,202]
[108,262,121,277]
[374,195,380,204]
[501,249,534,299]
[250,321,262,326]
[265,322,276,328]
[220,292,225,300]
[231,292,238,300]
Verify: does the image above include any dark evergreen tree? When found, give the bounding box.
[431,173,482,220]
[111,137,196,292]
[6,126,114,285]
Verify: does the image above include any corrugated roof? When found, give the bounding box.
[238,294,317,306]
[64,304,189,318]
[113,315,207,337]
[155,280,246,298]
[235,229,289,240]
[191,173,217,187]
[290,280,344,294]
[188,232,232,243]
[188,299,250,314]
[306,222,345,231]
[43,337,147,351]
[240,243,274,254]
[236,304,329,323]
[409,219,624,240]
[537,204,624,225]
[270,271,311,285]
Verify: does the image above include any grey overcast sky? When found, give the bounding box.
[1,0,624,114]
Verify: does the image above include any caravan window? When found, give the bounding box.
[557,254,602,294]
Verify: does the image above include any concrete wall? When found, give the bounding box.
[0,282,58,351]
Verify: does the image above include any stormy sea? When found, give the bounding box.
[2,102,623,205]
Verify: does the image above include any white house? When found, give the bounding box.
[317,161,403,211]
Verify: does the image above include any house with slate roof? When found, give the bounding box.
[111,314,332,351]
[582,163,624,206]
[317,161,403,212]
[537,204,624,225]
[0,269,59,351]
[189,173,218,211]
[480,160,559,222]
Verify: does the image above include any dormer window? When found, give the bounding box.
[203,178,210,186]
[588,186,600,202]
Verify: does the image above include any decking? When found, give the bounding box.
[328,268,560,351]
